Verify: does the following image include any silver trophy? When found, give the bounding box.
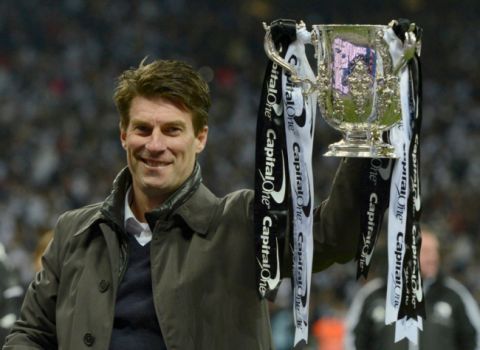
[264,21,419,158]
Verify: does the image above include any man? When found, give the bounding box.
[345,229,480,350]
[4,59,366,349]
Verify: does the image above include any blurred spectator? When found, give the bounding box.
[344,229,480,350]
[269,280,295,350]
[33,230,54,273]
[312,317,344,350]
[0,243,24,345]
[0,230,52,346]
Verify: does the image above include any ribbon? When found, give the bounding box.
[356,157,392,279]
[385,20,425,343]
[281,24,317,348]
[352,19,424,344]
[256,19,317,348]
[254,20,296,300]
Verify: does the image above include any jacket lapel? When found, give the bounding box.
[174,184,219,236]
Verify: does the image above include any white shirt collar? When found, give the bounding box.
[124,186,152,246]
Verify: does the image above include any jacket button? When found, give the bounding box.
[83,333,95,346]
[98,279,110,293]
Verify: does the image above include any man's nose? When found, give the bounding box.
[145,129,166,152]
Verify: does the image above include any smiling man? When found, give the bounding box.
[121,95,208,220]
[4,59,367,350]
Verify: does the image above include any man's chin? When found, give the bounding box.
[141,181,170,194]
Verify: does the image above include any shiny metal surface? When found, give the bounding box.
[263,22,418,158]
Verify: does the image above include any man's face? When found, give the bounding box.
[121,96,208,204]
[420,232,440,280]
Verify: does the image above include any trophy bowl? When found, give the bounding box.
[264,22,417,158]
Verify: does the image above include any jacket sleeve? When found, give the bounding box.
[2,217,67,349]
[449,279,480,350]
[344,279,385,350]
[344,298,372,350]
[276,157,369,277]
[312,158,368,272]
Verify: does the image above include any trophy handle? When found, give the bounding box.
[390,21,419,75]
[263,22,316,94]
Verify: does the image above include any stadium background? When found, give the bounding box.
[1,0,479,348]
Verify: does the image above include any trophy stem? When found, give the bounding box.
[324,131,398,158]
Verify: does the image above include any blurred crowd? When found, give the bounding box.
[0,0,479,348]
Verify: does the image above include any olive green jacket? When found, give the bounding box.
[4,159,365,350]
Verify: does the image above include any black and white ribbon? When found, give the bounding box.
[254,20,296,300]
[356,157,392,279]
[353,19,424,343]
[384,22,425,343]
[255,20,317,348]
[281,25,317,348]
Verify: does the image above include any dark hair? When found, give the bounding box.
[114,58,210,134]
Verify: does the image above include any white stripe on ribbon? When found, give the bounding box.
[282,25,317,347]
[385,27,423,343]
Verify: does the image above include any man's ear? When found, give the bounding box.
[120,128,127,149]
[195,126,208,154]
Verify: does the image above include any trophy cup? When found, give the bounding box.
[264,21,419,158]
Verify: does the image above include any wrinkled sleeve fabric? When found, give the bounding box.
[312,158,367,272]
[277,158,368,277]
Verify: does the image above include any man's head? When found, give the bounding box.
[114,59,210,210]
[420,229,440,280]
[114,59,211,135]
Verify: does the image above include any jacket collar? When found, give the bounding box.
[100,166,132,231]
[99,163,217,236]
[72,209,105,237]
[174,184,219,236]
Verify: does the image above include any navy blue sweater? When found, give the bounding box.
[109,234,166,349]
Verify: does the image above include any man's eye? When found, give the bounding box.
[166,126,182,134]
[134,125,150,133]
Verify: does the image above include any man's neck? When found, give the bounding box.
[130,188,168,223]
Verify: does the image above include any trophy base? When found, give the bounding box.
[324,140,398,158]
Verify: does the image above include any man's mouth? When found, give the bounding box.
[142,158,171,168]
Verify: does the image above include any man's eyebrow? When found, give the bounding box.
[165,120,186,127]
[130,119,151,127]
[157,120,187,130]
